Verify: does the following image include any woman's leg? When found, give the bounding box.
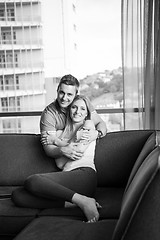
[12,187,65,209]
[12,168,99,222]
[72,193,101,223]
[25,167,97,202]
[12,168,96,209]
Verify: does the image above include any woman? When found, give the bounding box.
[12,95,101,223]
[41,118,96,170]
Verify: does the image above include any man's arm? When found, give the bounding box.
[41,131,68,147]
[41,130,84,160]
[83,111,107,142]
[42,143,83,161]
[40,106,83,160]
[76,111,107,143]
[91,111,107,137]
[86,99,107,138]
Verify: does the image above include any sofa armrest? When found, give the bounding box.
[125,131,157,193]
[112,146,160,240]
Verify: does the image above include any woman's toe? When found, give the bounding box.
[87,216,97,223]
[96,202,102,208]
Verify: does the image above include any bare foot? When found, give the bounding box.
[72,193,101,223]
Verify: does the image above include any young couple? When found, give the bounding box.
[12,74,107,223]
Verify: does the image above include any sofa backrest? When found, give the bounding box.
[95,130,154,187]
[112,146,160,240]
[0,134,58,185]
[0,130,155,187]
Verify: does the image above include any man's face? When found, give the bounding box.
[57,83,77,108]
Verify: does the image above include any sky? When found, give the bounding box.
[76,0,121,77]
[42,0,122,78]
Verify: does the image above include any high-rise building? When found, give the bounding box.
[42,0,78,107]
[42,0,78,78]
[0,0,44,132]
[0,0,78,133]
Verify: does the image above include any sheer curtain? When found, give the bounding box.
[121,0,160,130]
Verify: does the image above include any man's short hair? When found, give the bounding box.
[57,74,79,93]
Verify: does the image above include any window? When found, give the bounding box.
[1,98,8,112]
[77,0,122,131]
[6,4,15,21]
[16,75,19,89]
[0,52,6,68]
[2,31,11,44]
[6,53,13,67]
[0,77,3,90]
[0,51,18,68]
[0,3,15,21]
[0,75,19,90]
[0,0,123,134]
[1,29,16,44]
[1,97,20,112]
[0,5,5,21]
[2,118,21,133]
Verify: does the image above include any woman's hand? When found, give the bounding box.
[80,129,98,142]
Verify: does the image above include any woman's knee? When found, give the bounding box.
[25,174,42,192]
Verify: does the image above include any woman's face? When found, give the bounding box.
[70,99,88,123]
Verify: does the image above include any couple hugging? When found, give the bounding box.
[12,74,107,223]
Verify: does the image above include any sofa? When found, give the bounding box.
[0,130,160,240]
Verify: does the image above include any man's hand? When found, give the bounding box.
[41,132,55,145]
[60,142,84,161]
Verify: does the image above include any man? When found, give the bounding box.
[40,74,107,161]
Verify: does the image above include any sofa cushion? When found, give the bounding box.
[95,187,124,219]
[112,146,160,240]
[0,198,39,237]
[95,130,154,187]
[13,216,117,240]
[38,187,124,220]
[125,131,157,192]
[0,134,59,186]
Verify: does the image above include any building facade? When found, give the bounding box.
[0,0,78,133]
[0,0,44,133]
[42,0,78,78]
